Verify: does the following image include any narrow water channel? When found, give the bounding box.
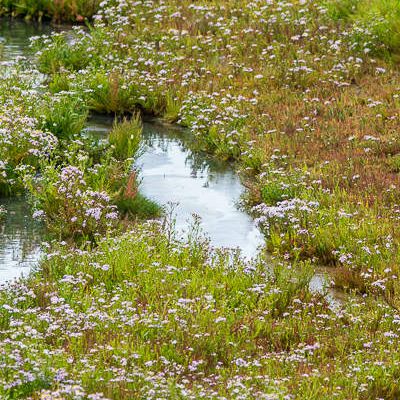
[87,116,265,258]
[0,198,43,283]
[0,21,265,282]
[0,19,53,62]
[0,21,340,307]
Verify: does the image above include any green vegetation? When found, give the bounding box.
[40,92,88,139]
[0,205,5,219]
[115,191,161,219]
[0,0,100,22]
[1,0,400,397]
[2,222,400,399]
[24,0,400,300]
[109,115,142,161]
[21,119,159,240]
[327,0,400,56]
[0,69,158,237]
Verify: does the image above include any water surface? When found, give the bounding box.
[0,198,44,283]
[0,19,53,62]
[87,117,265,258]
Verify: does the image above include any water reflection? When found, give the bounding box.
[139,121,265,258]
[86,116,265,258]
[0,198,43,283]
[85,114,113,140]
[0,19,54,61]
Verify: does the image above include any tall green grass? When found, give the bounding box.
[109,115,142,161]
[1,221,399,398]
[327,0,400,56]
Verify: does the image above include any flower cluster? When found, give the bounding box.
[253,198,320,235]
[0,104,58,194]
[28,165,119,239]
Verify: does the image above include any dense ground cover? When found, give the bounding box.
[0,62,159,238]
[1,0,400,398]
[25,0,400,298]
[2,223,400,399]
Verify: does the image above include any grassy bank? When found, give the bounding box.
[0,62,159,240]
[1,222,400,399]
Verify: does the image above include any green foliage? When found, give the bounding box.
[40,93,88,139]
[84,71,139,114]
[109,115,142,161]
[325,0,359,20]
[32,33,92,74]
[115,192,161,219]
[0,205,6,220]
[259,166,305,206]
[328,0,400,56]
[163,92,181,123]
[48,73,71,93]
[387,153,400,172]
[22,125,150,239]
[0,223,321,398]
[1,222,400,398]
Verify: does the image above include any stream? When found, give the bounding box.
[0,21,342,307]
[87,116,265,256]
[0,20,51,60]
[0,20,265,282]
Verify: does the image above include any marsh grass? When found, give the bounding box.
[33,32,93,73]
[163,92,181,123]
[3,0,400,397]
[109,115,142,161]
[40,92,88,138]
[106,115,161,219]
[22,114,160,239]
[327,0,400,57]
[24,0,400,295]
[116,192,161,219]
[0,205,5,220]
[84,71,139,114]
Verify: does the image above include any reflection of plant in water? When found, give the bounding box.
[143,121,232,183]
[0,20,54,61]
[0,198,43,265]
[0,205,6,220]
